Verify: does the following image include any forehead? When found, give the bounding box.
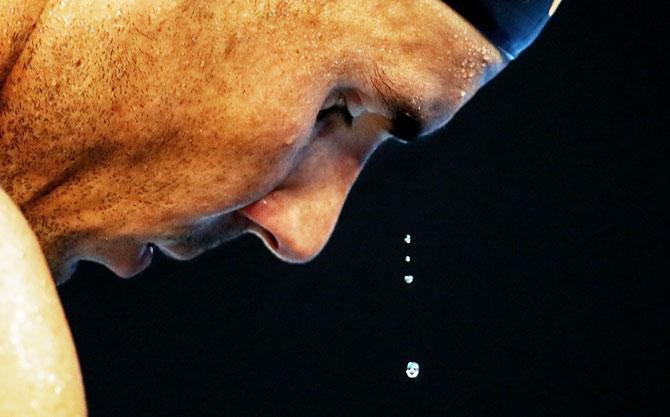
[4,0,502,141]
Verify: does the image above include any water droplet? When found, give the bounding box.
[460,90,466,98]
[406,362,420,378]
[405,256,411,262]
[404,234,411,244]
[404,275,414,284]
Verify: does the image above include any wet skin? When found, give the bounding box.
[1,0,505,284]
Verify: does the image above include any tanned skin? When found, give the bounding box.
[1,1,505,414]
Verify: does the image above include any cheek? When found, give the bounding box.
[107,69,322,233]
[127,126,304,230]
[200,107,317,206]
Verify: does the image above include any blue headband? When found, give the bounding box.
[442,0,561,59]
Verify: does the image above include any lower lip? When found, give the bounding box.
[110,244,154,279]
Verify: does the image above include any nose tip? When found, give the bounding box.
[247,221,322,263]
[239,193,337,264]
[237,111,388,264]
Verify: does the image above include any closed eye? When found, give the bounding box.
[388,107,423,143]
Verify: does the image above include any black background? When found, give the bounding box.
[59,2,668,416]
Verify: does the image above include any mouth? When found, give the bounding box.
[106,243,155,278]
[152,241,206,261]
[104,210,251,278]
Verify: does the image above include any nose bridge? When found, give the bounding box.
[240,111,391,263]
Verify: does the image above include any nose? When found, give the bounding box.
[239,112,390,263]
[239,183,348,263]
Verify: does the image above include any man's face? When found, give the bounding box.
[2,0,503,283]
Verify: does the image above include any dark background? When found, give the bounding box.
[59,2,667,416]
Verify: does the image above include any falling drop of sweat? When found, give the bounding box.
[406,362,420,378]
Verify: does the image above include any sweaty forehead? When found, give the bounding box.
[3,0,503,148]
[439,0,560,59]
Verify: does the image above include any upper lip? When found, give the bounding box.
[152,242,203,261]
[150,210,252,261]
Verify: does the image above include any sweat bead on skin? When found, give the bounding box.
[442,0,562,59]
[0,1,561,414]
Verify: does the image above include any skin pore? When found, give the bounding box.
[1,0,504,285]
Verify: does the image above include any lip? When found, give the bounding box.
[102,209,252,277]
[153,242,204,261]
[150,210,252,261]
[111,244,154,278]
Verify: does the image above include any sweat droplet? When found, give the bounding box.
[406,362,420,378]
[404,275,414,284]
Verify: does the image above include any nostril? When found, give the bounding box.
[261,227,279,252]
[248,222,279,253]
[238,189,338,264]
[245,218,320,264]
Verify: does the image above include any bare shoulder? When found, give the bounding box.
[0,187,87,416]
[0,186,43,273]
[0,186,48,270]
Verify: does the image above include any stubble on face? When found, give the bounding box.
[1,0,504,282]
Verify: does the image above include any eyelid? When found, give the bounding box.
[364,65,421,136]
[353,87,424,142]
[388,107,423,143]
